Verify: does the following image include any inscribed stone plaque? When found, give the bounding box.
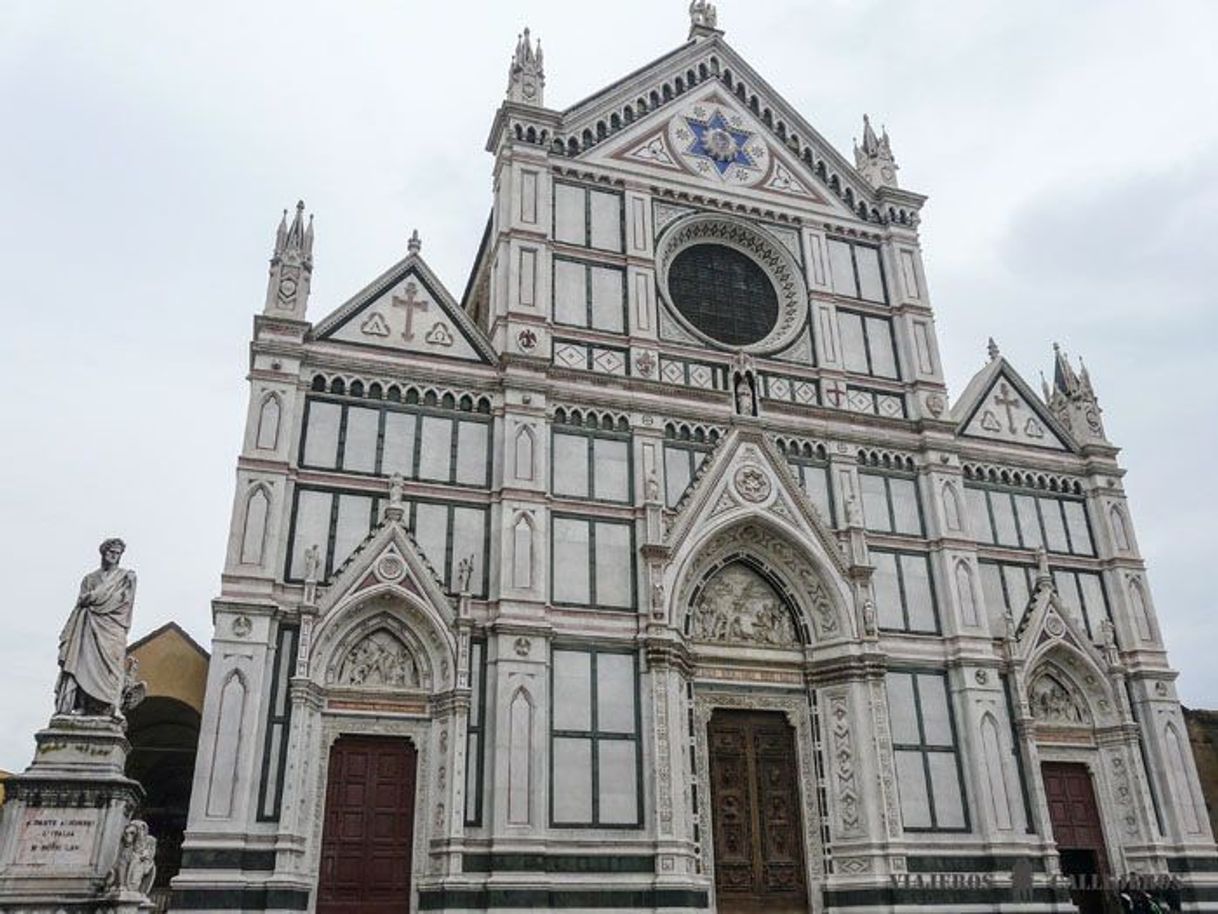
[15,807,100,866]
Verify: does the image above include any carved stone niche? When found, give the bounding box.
[689,562,798,648]
[335,629,421,689]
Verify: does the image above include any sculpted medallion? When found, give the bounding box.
[733,465,771,503]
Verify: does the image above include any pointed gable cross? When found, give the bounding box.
[994,382,1021,434]
[392,282,429,341]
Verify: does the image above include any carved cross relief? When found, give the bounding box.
[392,282,429,342]
[993,383,1021,434]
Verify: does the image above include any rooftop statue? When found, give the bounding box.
[54,538,138,718]
[690,0,718,30]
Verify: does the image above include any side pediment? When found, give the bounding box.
[314,254,495,364]
[954,359,1074,453]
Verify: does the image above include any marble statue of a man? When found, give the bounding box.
[55,538,138,717]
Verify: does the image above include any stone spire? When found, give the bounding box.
[1046,343,1109,446]
[407,228,422,256]
[506,28,545,106]
[987,337,1001,362]
[689,0,720,38]
[264,200,313,319]
[853,114,899,189]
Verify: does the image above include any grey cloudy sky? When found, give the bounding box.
[0,0,1215,771]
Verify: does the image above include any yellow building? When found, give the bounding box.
[125,623,209,911]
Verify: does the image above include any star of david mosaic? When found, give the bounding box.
[667,100,770,186]
[683,109,757,175]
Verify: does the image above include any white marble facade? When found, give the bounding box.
[171,10,1218,914]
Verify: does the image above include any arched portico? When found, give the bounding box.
[654,506,885,914]
[266,511,468,914]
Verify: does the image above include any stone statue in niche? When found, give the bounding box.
[1029,673,1088,725]
[645,471,661,504]
[861,601,878,639]
[104,819,157,897]
[733,370,758,418]
[55,538,139,718]
[456,555,475,594]
[690,563,797,647]
[1099,618,1119,665]
[303,543,322,582]
[338,631,419,688]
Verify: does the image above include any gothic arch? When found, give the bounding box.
[670,516,854,644]
[1109,504,1132,552]
[942,481,963,532]
[512,511,536,589]
[1128,576,1155,641]
[255,392,282,450]
[1163,720,1204,835]
[955,559,980,628]
[979,712,1014,830]
[507,686,535,824]
[239,484,271,565]
[205,668,247,818]
[1025,646,1117,729]
[309,588,455,693]
[514,425,536,481]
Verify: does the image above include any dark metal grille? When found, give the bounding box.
[667,244,779,346]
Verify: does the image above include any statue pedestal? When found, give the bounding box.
[0,716,147,913]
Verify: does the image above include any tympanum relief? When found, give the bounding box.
[1029,672,1090,725]
[690,563,797,647]
[336,630,420,688]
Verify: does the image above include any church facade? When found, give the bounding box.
[170,7,1218,913]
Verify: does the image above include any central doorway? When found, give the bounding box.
[317,736,417,914]
[1042,761,1116,914]
[708,709,808,914]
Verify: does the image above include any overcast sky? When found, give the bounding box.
[0,0,1215,772]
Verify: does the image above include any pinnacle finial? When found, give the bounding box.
[987,338,1001,362]
[853,112,899,188]
[506,25,545,105]
[408,229,422,255]
[861,114,880,156]
[275,199,311,258]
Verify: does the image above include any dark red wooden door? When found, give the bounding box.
[1042,762,1115,914]
[317,737,416,914]
[708,710,808,914]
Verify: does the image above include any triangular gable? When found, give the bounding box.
[664,426,849,582]
[318,504,455,627]
[953,358,1074,452]
[1009,571,1119,727]
[586,84,847,214]
[561,35,916,219]
[314,253,496,364]
[1014,578,1094,662]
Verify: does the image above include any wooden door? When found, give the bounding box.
[317,736,417,914]
[1042,761,1115,914]
[708,710,808,914]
